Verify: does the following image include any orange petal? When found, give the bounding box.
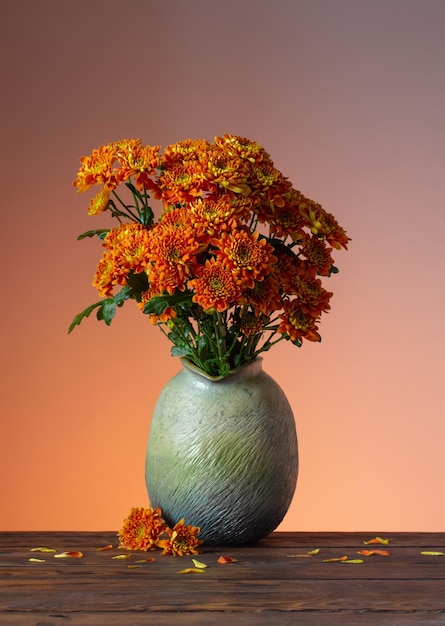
[54,551,83,558]
[96,544,113,551]
[323,556,348,562]
[135,557,156,563]
[30,547,56,553]
[178,567,206,574]
[217,555,238,564]
[358,549,390,557]
[363,537,389,545]
[421,551,445,556]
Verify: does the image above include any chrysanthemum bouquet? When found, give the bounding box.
[70,135,349,378]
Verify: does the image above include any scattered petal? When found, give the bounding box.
[217,555,238,564]
[29,558,46,563]
[308,548,320,556]
[178,567,206,574]
[135,557,156,563]
[192,558,208,569]
[323,556,348,562]
[30,547,56,553]
[112,554,133,560]
[127,564,143,569]
[358,550,390,557]
[96,544,113,551]
[363,537,389,545]
[54,551,83,558]
[342,559,364,564]
[421,551,445,556]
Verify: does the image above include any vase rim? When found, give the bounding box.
[180,357,263,381]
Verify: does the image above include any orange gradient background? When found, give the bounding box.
[1,0,444,533]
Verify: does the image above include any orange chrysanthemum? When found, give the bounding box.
[203,148,250,193]
[73,143,118,193]
[241,273,282,316]
[188,197,240,237]
[114,139,160,189]
[158,161,205,204]
[159,519,202,556]
[147,219,202,294]
[300,235,334,277]
[213,229,277,289]
[92,251,126,297]
[87,187,111,216]
[213,134,269,164]
[118,507,167,552]
[162,138,210,164]
[188,259,241,312]
[293,277,333,317]
[278,299,321,344]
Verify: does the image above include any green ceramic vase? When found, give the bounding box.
[145,358,298,545]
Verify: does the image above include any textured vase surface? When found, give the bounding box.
[145,358,298,545]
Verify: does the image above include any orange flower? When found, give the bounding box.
[118,507,167,551]
[241,274,282,316]
[162,138,210,164]
[278,299,321,344]
[114,139,160,189]
[188,197,240,237]
[291,277,333,317]
[203,147,250,193]
[147,220,202,294]
[92,251,127,297]
[213,228,277,289]
[158,161,205,204]
[300,234,334,277]
[213,134,269,164]
[87,188,111,216]
[159,519,203,556]
[73,143,118,193]
[188,259,241,312]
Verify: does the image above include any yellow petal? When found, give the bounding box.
[135,557,156,563]
[342,559,364,564]
[30,547,56,553]
[421,551,445,556]
[29,558,46,563]
[307,548,320,556]
[54,551,83,558]
[323,556,348,562]
[192,559,208,569]
[127,565,143,569]
[112,554,133,560]
[178,567,206,574]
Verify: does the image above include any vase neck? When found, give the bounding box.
[180,357,263,381]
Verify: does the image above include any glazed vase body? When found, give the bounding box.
[145,358,298,545]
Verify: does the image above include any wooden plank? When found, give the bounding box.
[1,611,445,626]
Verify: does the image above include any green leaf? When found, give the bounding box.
[98,299,116,325]
[143,291,193,316]
[77,229,109,241]
[68,287,133,333]
[68,301,104,334]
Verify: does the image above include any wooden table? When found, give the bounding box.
[1,531,444,625]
